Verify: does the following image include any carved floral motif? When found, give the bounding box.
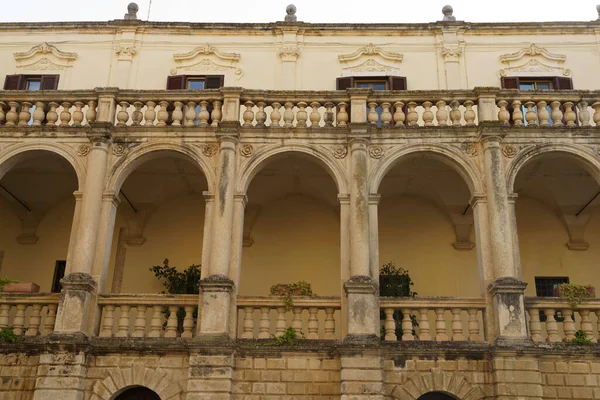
[332,145,348,159]
[240,144,254,157]
[76,144,90,157]
[462,142,479,157]
[201,144,218,157]
[440,47,463,60]
[345,59,396,74]
[112,144,127,157]
[338,44,403,63]
[502,144,518,158]
[369,145,384,159]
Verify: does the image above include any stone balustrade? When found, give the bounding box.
[97,294,199,338]
[379,297,486,342]
[236,296,341,340]
[0,293,59,337]
[525,297,600,343]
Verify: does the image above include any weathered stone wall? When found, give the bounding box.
[540,357,600,400]
[0,353,38,400]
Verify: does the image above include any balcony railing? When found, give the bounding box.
[0,293,59,337]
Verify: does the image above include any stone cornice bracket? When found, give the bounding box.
[278,46,301,61]
[14,42,78,64]
[338,43,403,63]
[173,44,241,63]
[440,46,463,61]
[499,43,566,64]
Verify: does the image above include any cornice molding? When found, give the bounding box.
[14,42,77,63]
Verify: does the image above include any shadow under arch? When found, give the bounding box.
[106,143,216,193]
[236,144,348,195]
[506,144,600,193]
[112,385,160,400]
[417,392,459,400]
[0,143,85,190]
[369,144,483,196]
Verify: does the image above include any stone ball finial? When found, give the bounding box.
[597,4,600,20]
[124,2,139,20]
[442,5,456,21]
[285,4,297,22]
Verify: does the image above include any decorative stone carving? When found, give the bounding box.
[112,144,127,157]
[124,2,139,20]
[369,145,384,159]
[390,368,484,400]
[240,143,254,157]
[332,145,348,159]
[441,5,456,21]
[201,143,218,157]
[278,46,301,61]
[339,44,403,63]
[19,58,64,71]
[115,45,137,61]
[174,44,241,63]
[14,42,78,70]
[502,144,518,158]
[345,59,396,74]
[462,142,478,157]
[172,44,242,80]
[441,47,463,60]
[500,59,571,77]
[499,44,570,77]
[76,144,90,157]
[284,4,297,22]
[500,43,566,64]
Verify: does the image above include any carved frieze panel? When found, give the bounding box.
[172,44,242,81]
[499,43,570,77]
[13,42,77,70]
[339,43,403,77]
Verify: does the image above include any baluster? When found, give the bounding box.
[562,309,576,342]
[511,100,523,126]
[0,304,9,328]
[449,100,461,126]
[5,102,18,127]
[380,102,392,126]
[580,309,594,341]
[184,101,197,126]
[536,101,549,126]
[283,102,295,128]
[255,101,267,127]
[148,305,163,337]
[270,102,282,127]
[307,307,319,339]
[436,100,448,127]
[450,308,465,341]
[0,101,6,125]
[467,309,481,341]
[594,311,600,343]
[367,102,378,125]
[393,101,405,127]
[578,100,591,126]
[528,309,543,342]
[164,306,179,338]
[545,308,560,342]
[156,101,169,126]
[86,100,97,124]
[198,100,210,126]
[463,100,476,126]
[13,304,26,336]
[72,101,84,126]
[275,307,286,337]
[324,308,335,340]
[296,102,308,128]
[181,306,194,338]
[401,308,414,341]
[25,304,42,336]
[550,101,564,126]
[592,102,600,126]
[523,101,537,126]
[384,308,397,341]
[563,102,577,127]
[18,102,32,126]
[59,102,72,126]
[258,307,270,339]
[116,101,130,126]
[309,102,321,128]
[133,305,147,338]
[100,305,115,337]
[434,308,448,341]
[406,102,418,127]
[335,102,348,127]
[32,101,46,126]
[211,100,222,127]
[171,101,183,126]
[42,304,57,336]
[116,305,130,337]
[292,307,302,333]
[497,100,510,125]
[241,307,255,339]
[418,308,431,340]
[144,101,157,125]
[422,101,434,126]
[242,101,255,127]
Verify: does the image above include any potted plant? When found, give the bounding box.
[0,278,38,293]
[553,283,595,308]
[269,281,316,311]
[378,262,418,340]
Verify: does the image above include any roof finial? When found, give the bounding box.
[285,4,297,22]
[597,4,600,20]
[442,5,456,22]
[124,2,139,20]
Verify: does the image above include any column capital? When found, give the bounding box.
[368,193,381,205]
[203,191,215,203]
[60,272,98,293]
[338,193,350,205]
[216,130,240,144]
[200,275,235,293]
[72,190,84,200]
[507,192,519,204]
[344,276,377,294]
[102,190,121,207]
[488,276,528,295]
[348,136,370,148]
[469,193,487,208]
[346,88,372,99]
[87,121,114,145]
[478,121,509,140]
[234,193,248,207]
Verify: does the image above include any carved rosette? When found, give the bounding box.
[462,142,479,157]
[502,144,518,158]
[240,144,254,157]
[369,145,384,159]
[332,145,348,159]
[112,143,127,157]
[76,144,90,157]
[201,143,218,157]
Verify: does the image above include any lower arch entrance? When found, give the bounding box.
[417,392,458,400]
[113,386,160,400]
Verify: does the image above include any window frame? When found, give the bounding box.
[166,75,224,90]
[3,74,60,90]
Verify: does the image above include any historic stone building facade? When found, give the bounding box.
[1,3,600,399]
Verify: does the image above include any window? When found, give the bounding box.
[51,260,66,293]
[166,75,224,90]
[535,276,569,322]
[3,74,59,90]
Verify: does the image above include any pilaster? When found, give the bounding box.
[186,352,234,400]
[33,351,89,400]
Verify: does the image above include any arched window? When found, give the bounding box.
[417,392,458,400]
[114,386,160,400]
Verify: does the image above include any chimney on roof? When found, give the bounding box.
[442,5,456,22]
[124,2,139,20]
[285,4,297,22]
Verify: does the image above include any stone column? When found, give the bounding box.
[64,191,83,275]
[368,194,381,279]
[339,194,350,337]
[200,192,215,280]
[91,191,120,289]
[110,227,127,293]
[228,194,247,338]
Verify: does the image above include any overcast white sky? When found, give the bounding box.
[1,0,600,23]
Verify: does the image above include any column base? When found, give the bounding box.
[344,276,379,338]
[199,275,235,337]
[53,272,97,337]
[489,277,528,341]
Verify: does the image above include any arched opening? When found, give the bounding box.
[113,386,160,400]
[417,392,458,400]
[0,150,78,291]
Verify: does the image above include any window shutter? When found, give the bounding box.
[4,75,24,90]
[40,75,60,90]
[336,77,354,90]
[166,75,186,90]
[205,75,224,89]
[389,76,407,90]
[501,77,520,89]
[554,77,573,90]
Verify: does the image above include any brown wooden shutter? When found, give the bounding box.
[4,75,24,90]
[336,77,354,90]
[501,77,520,89]
[553,77,573,90]
[40,75,60,90]
[166,75,186,90]
[388,76,407,90]
[205,75,224,89]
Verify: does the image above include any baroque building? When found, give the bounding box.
[1,3,600,399]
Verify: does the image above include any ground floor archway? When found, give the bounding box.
[113,386,160,400]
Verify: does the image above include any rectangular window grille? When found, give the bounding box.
[534,276,569,322]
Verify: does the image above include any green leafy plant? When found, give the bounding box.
[571,329,593,344]
[0,326,18,342]
[554,283,594,308]
[379,262,418,340]
[0,278,19,292]
[149,259,201,295]
[268,327,303,346]
[269,281,316,311]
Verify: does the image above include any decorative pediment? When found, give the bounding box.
[499,44,570,77]
[500,43,566,64]
[13,42,77,70]
[344,59,399,75]
[173,44,240,63]
[172,44,242,81]
[338,43,403,63]
[500,59,571,77]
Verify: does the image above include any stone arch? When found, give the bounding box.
[91,362,183,400]
[369,144,483,196]
[236,144,348,194]
[506,143,600,193]
[112,386,160,400]
[106,142,216,193]
[391,369,485,400]
[0,142,85,189]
